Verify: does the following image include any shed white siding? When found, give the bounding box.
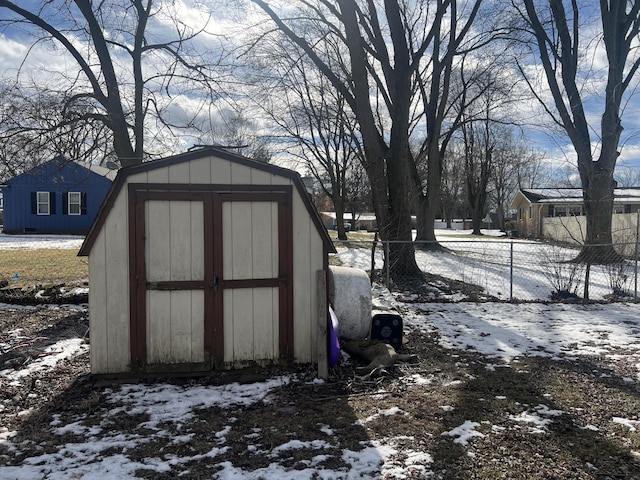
[81,148,332,375]
[88,186,131,374]
[222,200,280,365]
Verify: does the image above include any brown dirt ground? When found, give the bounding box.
[1,300,640,479]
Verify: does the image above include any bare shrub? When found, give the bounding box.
[540,244,584,300]
[604,261,633,299]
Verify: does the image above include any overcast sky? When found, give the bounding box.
[1,1,640,179]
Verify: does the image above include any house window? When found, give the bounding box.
[568,205,582,216]
[37,191,50,215]
[529,206,533,219]
[613,204,632,214]
[63,192,86,215]
[68,192,81,215]
[550,205,583,217]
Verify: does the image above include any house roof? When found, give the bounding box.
[79,146,336,256]
[321,212,377,222]
[3,155,117,185]
[517,187,640,205]
[85,162,118,181]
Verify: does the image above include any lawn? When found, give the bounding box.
[2,234,640,478]
[0,248,87,287]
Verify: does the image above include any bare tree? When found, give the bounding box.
[439,144,467,229]
[409,4,499,243]
[0,81,115,179]
[250,0,431,278]
[615,166,640,187]
[461,116,495,235]
[492,135,545,231]
[514,1,640,262]
[283,93,363,241]
[0,0,222,167]
[249,40,365,240]
[452,67,518,235]
[250,0,499,279]
[193,109,273,162]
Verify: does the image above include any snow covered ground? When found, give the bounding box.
[3,299,640,478]
[1,233,640,478]
[335,229,637,301]
[0,234,84,251]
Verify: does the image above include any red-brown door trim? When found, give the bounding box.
[128,184,294,372]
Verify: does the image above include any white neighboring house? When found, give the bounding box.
[320,212,378,232]
[509,187,640,243]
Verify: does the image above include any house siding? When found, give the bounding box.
[542,213,640,254]
[510,188,640,240]
[2,157,112,234]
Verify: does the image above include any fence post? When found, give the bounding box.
[635,211,640,302]
[385,241,390,289]
[510,241,514,303]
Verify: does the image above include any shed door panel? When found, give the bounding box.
[222,201,280,363]
[145,200,206,365]
[130,187,293,372]
[147,290,205,364]
[146,200,204,282]
[223,201,278,280]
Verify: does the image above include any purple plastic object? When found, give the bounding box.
[328,306,341,367]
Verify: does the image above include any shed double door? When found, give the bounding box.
[130,188,292,371]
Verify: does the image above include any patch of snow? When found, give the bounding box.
[0,338,89,380]
[441,420,485,446]
[0,234,83,251]
[612,417,640,431]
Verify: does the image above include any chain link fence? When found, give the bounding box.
[332,238,640,302]
[2,234,639,303]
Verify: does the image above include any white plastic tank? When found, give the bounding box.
[328,266,372,340]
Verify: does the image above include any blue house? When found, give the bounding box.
[1,156,116,234]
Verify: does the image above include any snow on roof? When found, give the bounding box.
[522,188,640,204]
[84,162,118,181]
[321,212,378,221]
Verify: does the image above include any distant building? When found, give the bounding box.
[320,212,378,232]
[1,155,116,234]
[509,187,640,239]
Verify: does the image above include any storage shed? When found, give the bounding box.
[78,147,335,376]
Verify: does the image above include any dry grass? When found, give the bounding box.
[3,316,640,479]
[0,248,87,287]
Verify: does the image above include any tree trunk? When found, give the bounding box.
[496,201,505,231]
[410,153,440,247]
[333,194,348,241]
[520,0,638,265]
[414,141,442,247]
[575,159,622,263]
[340,0,420,282]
